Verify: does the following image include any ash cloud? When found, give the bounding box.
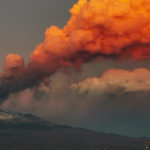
[72,68,150,94]
[2,66,150,137]
[1,0,150,136]
[1,0,150,101]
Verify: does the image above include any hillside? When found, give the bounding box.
[0,110,148,150]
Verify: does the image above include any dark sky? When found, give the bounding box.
[0,0,77,67]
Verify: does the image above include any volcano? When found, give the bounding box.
[0,109,148,150]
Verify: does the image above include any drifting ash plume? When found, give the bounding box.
[1,0,150,101]
[3,68,150,137]
[32,0,150,62]
[0,54,45,101]
[72,68,150,94]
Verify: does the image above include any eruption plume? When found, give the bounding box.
[31,0,150,62]
[3,67,150,137]
[72,68,150,94]
[1,0,150,101]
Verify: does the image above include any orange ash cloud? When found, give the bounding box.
[31,0,150,65]
[2,0,150,101]
[3,54,24,72]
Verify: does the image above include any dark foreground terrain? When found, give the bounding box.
[0,128,148,150]
[0,128,149,150]
[0,110,148,150]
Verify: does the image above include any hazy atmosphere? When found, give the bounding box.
[1,0,150,139]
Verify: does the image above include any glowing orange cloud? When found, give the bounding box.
[1,0,150,101]
[3,54,24,71]
[31,0,150,64]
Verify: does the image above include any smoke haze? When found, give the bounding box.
[1,0,150,137]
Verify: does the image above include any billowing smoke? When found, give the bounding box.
[72,68,150,94]
[2,67,150,137]
[0,54,44,101]
[31,0,150,62]
[3,54,24,71]
[1,0,150,101]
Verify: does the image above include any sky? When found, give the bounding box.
[0,0,77,67]
[1,0,150,137]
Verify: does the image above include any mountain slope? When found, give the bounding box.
[0,109,63,129]
[0,109,148,150]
